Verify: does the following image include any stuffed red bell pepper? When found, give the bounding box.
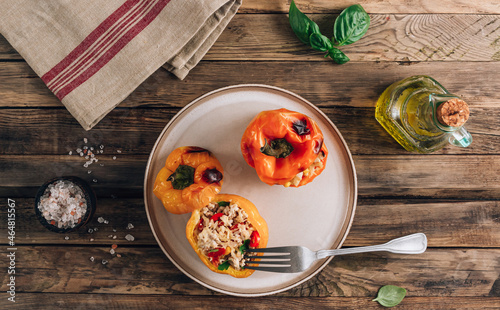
[241,108,328,187]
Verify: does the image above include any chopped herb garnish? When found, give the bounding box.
[208,249,220,253]
[239,239,250,254]
[217,201,230,207]
[218,260,231,271]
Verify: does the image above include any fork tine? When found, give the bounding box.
[245,260,291,265]
[244,247,293,253]
[244,266,292,273]
[244,254,291,260]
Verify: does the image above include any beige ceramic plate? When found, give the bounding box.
[144,84,357,297]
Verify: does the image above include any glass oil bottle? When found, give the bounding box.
[375,75,472,153]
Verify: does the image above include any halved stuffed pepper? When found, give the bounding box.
[153,146,224,214]
[241,108,328,187]
[186,194,268,278]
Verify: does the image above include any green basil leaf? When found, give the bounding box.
[327,48,350,64]
[373,285,407,308]
[217,201,230,207]
[239,239,250,254]
[333,4,370,46]
[310,33,333,52]
[289,0,321,45]
[167,165,195,190]
[217,260,231,271]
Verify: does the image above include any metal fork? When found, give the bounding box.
[244,233,427,273]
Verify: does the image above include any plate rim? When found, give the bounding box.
[143,84,358,297]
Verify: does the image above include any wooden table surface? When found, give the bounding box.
[1,1,500,309]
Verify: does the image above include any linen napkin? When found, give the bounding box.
[0,0,241,130]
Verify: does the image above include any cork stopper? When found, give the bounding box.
[436,98,470,127]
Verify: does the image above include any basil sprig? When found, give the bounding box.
[373,285,407,308]
[289,1,370,64]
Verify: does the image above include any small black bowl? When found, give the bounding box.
[35,176,97,233]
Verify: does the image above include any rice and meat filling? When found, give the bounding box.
[196,202,256,270]
[285,151,326,187]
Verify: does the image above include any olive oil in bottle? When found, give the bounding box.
[375,75,472,153]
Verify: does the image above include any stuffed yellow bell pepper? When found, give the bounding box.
[153,146,224,214]
[241,108,328,187]
[186,194,269,278]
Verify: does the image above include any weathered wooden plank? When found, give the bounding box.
[1,155,500,199]
[0,61,498,109]
[2,246,499,297]
[239,0,500,14]
[0,108,176,155]
[3,198,499,248]
[212,14,500,62]
[0,107,497,156]
[2,198,156,246]
[3,295,500,310]
[354,155,500,199]
[2,14,500,61]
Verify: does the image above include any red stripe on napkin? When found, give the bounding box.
[42,0,171,100]
[48,1,153,93]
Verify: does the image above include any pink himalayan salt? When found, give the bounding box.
[38,180,87,229]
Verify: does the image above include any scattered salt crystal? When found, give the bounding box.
[104,220,109,224]
[89,238,94,242]
[99,150,104,154]
[90,147,94,151]
[90,257,94,262]
[64,236,69,240]
[88,228,94,233]
[99,163,104,166]
[83,163,89,168]
[83,138,88,144]
[37,180,88,229]
[69,151,72,155]
[112,228,117,232]
[102,259,108,265]
[80,153,84,157]
[112,235,117,240]
[126,223,134,230]
[112,156,116,160]
[98,217,105,223]
[125,234,135,241]
[92,179,98,183]
[83,146,88,150]
[88,171,92,174]
[110,249,115,255]
[85,156,89,160]
[94,227,98,232]
[76,148,82,153]
[117,150,122,153]
[108,234,113,238]
[117,254,122,258]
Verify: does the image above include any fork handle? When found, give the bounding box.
[316,233,427,259]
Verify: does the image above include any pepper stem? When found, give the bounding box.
[167,165,195,190]
[260,138,294,158]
